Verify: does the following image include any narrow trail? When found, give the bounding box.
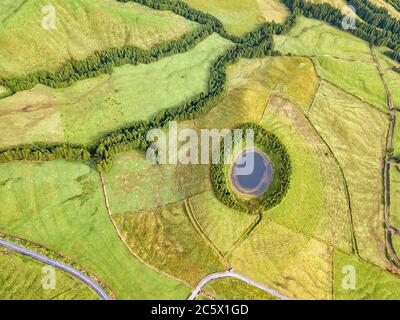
[371,46,400,270]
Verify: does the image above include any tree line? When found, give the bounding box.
[210,123,292,214]
[0,22,216,93]
[0,144,91,163]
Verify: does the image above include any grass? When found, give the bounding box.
[112,201,225,286]
[202,277,278,300]
[188,191,258,255]
[369,0,400,19]
[228,220,332,300]
[0,249,98,300]
[390,164,400,230]
[260,95,353,252]
[255,0,289,23]
[196,56,319,130]
[334,249,400,299]
[0,0,26,24]
[183,0,266,36]
[309,81,389,269]
[0,0,196,77]
[0,34,232,147]
[103,150,211,215]
[314,56,388,111]
[307,0,346,10]
[394,117,400,158]
[0,160,190,299]
[274,17,374,63]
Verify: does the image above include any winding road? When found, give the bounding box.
[0,238,111,300]
[188,270,291,300]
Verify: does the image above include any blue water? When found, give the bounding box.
[230,149,273,196]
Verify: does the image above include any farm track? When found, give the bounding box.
[0,237,110,300]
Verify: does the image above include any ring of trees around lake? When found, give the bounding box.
[210,123,292,215]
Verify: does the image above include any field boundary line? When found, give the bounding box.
[98,172,194,291]
[308,57,390,116]
[184,198,227,266]
[224,213,262,258]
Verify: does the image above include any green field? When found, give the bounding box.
[196,56,319,130]
[183,0,267,36]
[189,191,258,256]
[0,160,190,299]
[0,0,196,77]
[202,277,278,300]
[0,250,98,300]
[228,220,332,299]
[313,56,388,111]
[113,201,225,286]
[309,82,389,268]
[334,249,400,299]
[274,17,374,62]
[261,95,353,252]
[0,34,232,147]
[390,164,400,230]
[103,150,211,215]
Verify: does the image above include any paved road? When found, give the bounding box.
[188,270,291,300]
[0,238,111,300]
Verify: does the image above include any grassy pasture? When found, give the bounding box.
[261,96,353,252]
[0,250,98,300]
[255,0,289,23]
[113,201,225,286]
[0,0,196,77]
[228,220,332,300]
[274,17,373,63]
[202,277,278,300]
[196,56,319,130]
[309,82,389,268]
[103,150,211,215]
[0,160,190,299]
[183,0,265,36]
[394,117,400,158]
[390,164,400,230]
[314,56,388,111]
[334,249,400,299]
[188,191,258,255]
[0,34,232,147]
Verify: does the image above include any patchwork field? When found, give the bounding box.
[309,81,389,268]
[188,191,258,256]
[261,96,353,252]
[334,249,400,299]
[113,201,225,286]
[196,56,319,131]
[103,150,211,215]
[228,220,332,300]
[313,56,388,111]
[202,277,278,300]
[0,160,190,299]
[0,250,98,300]
[0,34,232,147]
[0,0,196,77]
